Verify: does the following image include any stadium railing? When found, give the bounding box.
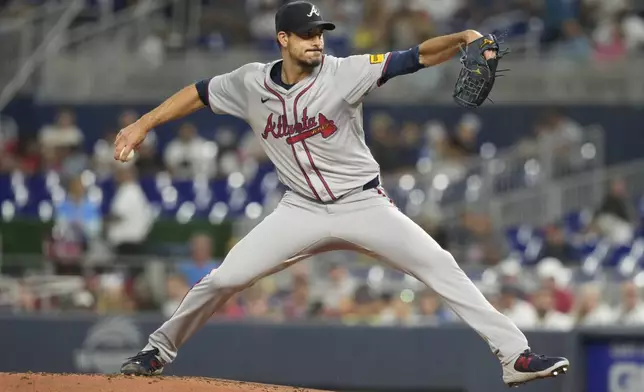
[406,124,606,226]
[0,1,73,96]
[0,0,84,111]
[0,0,187,111]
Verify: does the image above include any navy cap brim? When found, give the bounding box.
[290,21,336,34]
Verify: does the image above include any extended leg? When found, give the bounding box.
[121,193,331,374]
[333,194,569,386]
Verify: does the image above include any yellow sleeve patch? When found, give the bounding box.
[369,54,385,64]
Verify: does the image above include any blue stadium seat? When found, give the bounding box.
[605,244,633,267]
[0,175,11,202]
[563,210,591,235]
[505,225,537,253]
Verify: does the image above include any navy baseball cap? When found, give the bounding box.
[275,1,335,35]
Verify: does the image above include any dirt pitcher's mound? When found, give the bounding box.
[0,372,331,392]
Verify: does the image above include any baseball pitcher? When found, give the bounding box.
[116,1,569,387]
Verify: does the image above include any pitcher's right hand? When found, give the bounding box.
[114,121,148,162]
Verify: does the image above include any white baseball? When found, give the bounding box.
[119,149,135,162]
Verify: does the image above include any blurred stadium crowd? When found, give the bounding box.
[1,0,644,332]
[2,0,644,58]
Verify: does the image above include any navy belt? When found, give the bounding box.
[362,176,380,191]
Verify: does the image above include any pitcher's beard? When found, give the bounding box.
[297,56,322,69]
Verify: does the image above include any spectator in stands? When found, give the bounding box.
[312,262,357,317]
[592,10,629,62]
[281,275,312,320]
[535,257,574,314]
[46,176,101,275]
[585,2,644,56]
[240,284,280,321]
[582,0,630,28]
[379,292,416,326]
[535,108,584,153]
[92,128,118,180]
[94,273,135,314]
[614,280,644,325]
[341,284,382,326]
[162,274,190,318]
[55,175,102,240]
[214,292,246,320]
[38,108,84,152]
[480,240,505,267]
[591,178,635,245]
[215,127,242,178]
[495,283,538,329]
[538,0,591,58]
[450,212,498,265]
[37,109,85,176]
[176,233,221,287]
[531,287,574,330]
[164,122,217,179]
[448,113,481,158]
[572,282,616,326]
[419,120,448,162]
[411,288,455,326]
[536,223,577,265]
[429,116,480,184]
[105,165,153,255]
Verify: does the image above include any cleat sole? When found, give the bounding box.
[506,362,569,388]
[120,363,164,377]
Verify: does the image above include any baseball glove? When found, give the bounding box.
[452,34,510,109]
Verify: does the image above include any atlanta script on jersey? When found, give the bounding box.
[205,53,392,203]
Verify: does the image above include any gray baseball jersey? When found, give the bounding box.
[206,54,388,202]
[140,54,531,371]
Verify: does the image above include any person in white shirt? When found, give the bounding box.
[531,287,574,331]
[536,108,583,150]
[496,284,538,330]
[106,165,153,255]
[572,282,617,327]
[614,280,644,326]
[39,109,84,150]
[311,262,357,317]
[163,122,217,179]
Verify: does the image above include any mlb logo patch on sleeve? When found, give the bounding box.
[369,54,385,64]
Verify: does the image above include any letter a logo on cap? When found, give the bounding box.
[307,5,320,17]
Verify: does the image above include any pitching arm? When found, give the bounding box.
[114,64,258,162]
[113,85,206,161]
